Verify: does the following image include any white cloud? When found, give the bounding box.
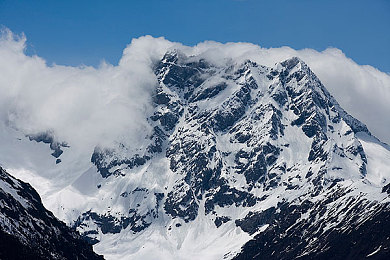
[1,28,389,156]
[0,30,168,156]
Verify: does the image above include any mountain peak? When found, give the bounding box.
[2,51,389,259]
[280,56,306,70]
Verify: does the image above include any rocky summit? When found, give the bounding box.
[1,50,390,259]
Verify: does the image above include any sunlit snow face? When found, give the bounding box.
[0,28,389,155]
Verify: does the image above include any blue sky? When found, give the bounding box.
[0,0,389,72]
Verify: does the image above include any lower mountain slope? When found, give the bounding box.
[0,167,103,260]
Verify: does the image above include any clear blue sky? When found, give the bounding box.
[0,0,389,72]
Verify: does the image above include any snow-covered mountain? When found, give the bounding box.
[1,50,390,259]
[0,166,103,259]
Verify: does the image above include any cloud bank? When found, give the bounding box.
[1,29,389,155]
[0,30,178,155]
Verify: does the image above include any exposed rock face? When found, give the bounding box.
[234,198,390,260]
[0,167,104,260]
[28,131,69,162]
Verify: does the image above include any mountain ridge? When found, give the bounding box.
[0,51,389,259]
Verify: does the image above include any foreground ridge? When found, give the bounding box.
[0,167,104,260]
